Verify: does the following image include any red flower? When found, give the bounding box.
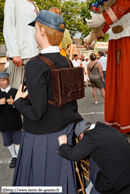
[96,8,99,12]
[92,6,96,11]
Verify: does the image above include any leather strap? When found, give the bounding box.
[90,62,98,72]
[65,57,72,68]
[37,54,56,69]
[22,67,26,92]
[22,54,72,105]
[27,0,39,15]
[37,54,72,69]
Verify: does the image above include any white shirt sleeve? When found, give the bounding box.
[3,0,20,57]
[4,62,9,70]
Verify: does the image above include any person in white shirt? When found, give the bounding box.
[3,0,39,89]
[72,54,82,67]
[98,51,107,89]
[83,56,91,86]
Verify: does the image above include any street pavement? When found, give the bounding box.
[0,86,104,193]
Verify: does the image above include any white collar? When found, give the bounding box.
[89,124,95,130]
[40,46,60,54]
[1,85,11,93]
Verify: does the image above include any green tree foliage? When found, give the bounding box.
[80,0,109,43]
[0,0,109,45]
[0,0,5,45]
[79,1,91,42]
[61,0,82,37]
[36,0,83,37]
[36,0,61,11]
[98,33,109,42]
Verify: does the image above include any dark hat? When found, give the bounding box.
[28,10,65,33]
[0,71,9,78]
[74,120,92,137]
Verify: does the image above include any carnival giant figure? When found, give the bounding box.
[85,0,130,134]
[3,0,39,89]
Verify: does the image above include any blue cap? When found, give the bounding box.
[28,10,65,33]
[0,72,9,78]
[74,120,92,137]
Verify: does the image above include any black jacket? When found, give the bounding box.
[58,122,130,194]
[14,53,82,135]
[0,88,22,132]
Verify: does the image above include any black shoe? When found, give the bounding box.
[10,157,17,168]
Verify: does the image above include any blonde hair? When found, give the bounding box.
[36,21,64,46]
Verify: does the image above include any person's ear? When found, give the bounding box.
[40,26,45,36]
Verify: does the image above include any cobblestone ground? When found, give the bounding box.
[0,86,104,193]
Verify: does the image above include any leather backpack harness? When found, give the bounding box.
[22,54,85,107]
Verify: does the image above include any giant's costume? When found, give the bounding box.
[3,0,39,89]
[86,0,130,133]
[102,0,130,133]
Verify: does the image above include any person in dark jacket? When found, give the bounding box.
[11,10,82,193]
[58,120,130,194]
[0,72,22,168]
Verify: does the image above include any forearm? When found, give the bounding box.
[57,140,91,162]
[57,144,81,162]
[14,97,47,121]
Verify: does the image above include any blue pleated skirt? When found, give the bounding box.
[12,123,77,194]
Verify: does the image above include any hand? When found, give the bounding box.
[85,12,105,28]
[13,56,22,67]
[7,96,14,105]
[0,97,6,105]
[90,40,96,47]
[84,34,91,44]
[14,84,28,102]
[102,78,105,82]
[84,33,96,45]
[58,135,67,146]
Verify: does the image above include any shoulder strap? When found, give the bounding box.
[37,54,56,69]
[90,62,98,72]
[37,54,72,69]
[22,54,56,92]
[65,57,72,68]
